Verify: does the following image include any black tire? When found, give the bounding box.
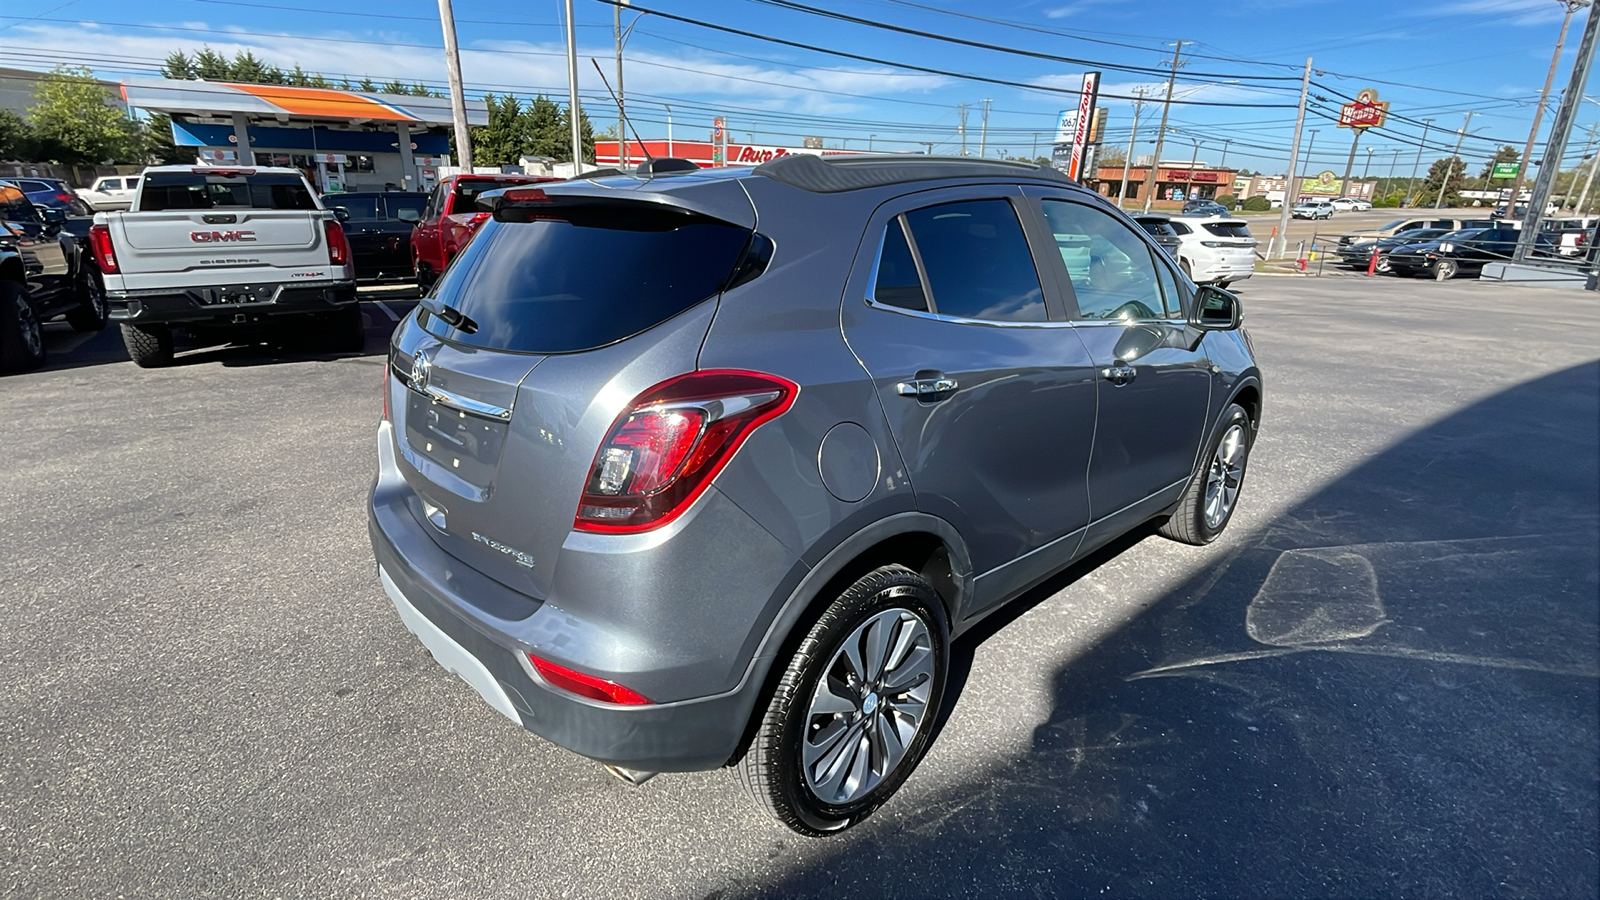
[1179,259,1193,281]
[1159,403,1253,545]
[1435,259,1458,281]
[0,278,46,373]
[738,565,948,837]
[331,303,365,353]
[120,323,174,368]
[64,266,108,332]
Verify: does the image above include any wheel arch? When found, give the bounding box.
[0,253,24,285]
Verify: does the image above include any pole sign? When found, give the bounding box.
[1492,161,1520,179]
[1068,71,1101,181]
[1338,88,1390,130]
[712,117,726,166]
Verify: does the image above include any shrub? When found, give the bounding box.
[1215,194,1236,209]
[1241,195,1272,211]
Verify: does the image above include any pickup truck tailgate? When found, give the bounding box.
[102,210,340,292]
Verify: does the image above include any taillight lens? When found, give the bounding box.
[88,224,119,273]
[467,211,491,231]
[54,192,72,204]
[325,219,350,266]
[575,370,798,534]
[527,653,651,705]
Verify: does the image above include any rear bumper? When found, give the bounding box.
[107,280,356,325]
[1186,250,1255,283]
[367,421,793,772]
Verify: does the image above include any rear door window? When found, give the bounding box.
[139,172,316,211]
[901,199,1046,322]
[422,203,752,354]
[871,217,930,312]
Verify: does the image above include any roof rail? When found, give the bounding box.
[754,153,1076,193]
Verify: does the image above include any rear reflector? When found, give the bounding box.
[88,224,119,274]
[575,370,798,534]
[527,654,651,705]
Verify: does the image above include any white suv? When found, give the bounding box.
[1168,216,1257,286]
[1292,199,1334,219]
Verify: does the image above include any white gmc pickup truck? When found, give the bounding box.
[88,166,359,367]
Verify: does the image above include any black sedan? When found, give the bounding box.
[1385,227,1558,279]
[1336,227,1453,273]
[325,191,427,285]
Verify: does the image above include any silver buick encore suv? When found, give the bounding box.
[369,154,1262,836]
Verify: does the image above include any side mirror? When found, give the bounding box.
[332,207,350,222]
[1192,285,1242,330]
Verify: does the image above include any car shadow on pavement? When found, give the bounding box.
[736,361,1600,899]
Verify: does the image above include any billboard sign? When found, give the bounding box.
[1338,88,1390,129]
[1299,170,1344,196]
[1068,71,1101,181]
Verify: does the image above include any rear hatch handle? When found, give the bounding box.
[403,342,513,421]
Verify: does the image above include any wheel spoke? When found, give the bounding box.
[882,644,932,694]
[804,717,861,790]
[860,614,893,682]
[810,679,856,717]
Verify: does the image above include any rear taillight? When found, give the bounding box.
[88,224,119,273]
[467,211,491,230]
[527,653,651,705]
[54,192,72,205]
[325,219,350,266]
[575,370,798,534]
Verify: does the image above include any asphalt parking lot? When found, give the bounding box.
[2,275,1596,898]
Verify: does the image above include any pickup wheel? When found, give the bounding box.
[332,303,365,353]
[65,267,108,332]
[120,323,174,368]
[0,278,46,373]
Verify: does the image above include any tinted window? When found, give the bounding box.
[329,195,380,219]
[15,180,50,193]
[903,199,1045,322]
[1041,200,1166,321]
[139,172,316,211]
[385,194,426,222]
[872,217,929,311]
[1154,257,1184,317]
[0,185,33,220]
[422,205,751,354]
[451,179,538,211]
[100,179,121,191]
[1202,221,1252,239]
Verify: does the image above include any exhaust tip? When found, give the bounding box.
[603,764,659,786]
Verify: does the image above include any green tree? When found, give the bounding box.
[27,66,136,164]
[358,78,377,93]
[1419,156,1466,207]
[194,47,231,80]
[0,110,38,161]
[135,113,191,165]
[161,50,197,80]
[524,94,566,159]
[470,93,525,166]
[379,79,407,95]
[229,50,272,84]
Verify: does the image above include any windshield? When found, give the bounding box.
[1439,228,1488,242]
[327,195,380,219]
[140,172,316,211]
[422,204,751,354]
[1380,219,1410,230]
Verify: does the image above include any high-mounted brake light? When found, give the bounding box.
[324,219,350,266]
[190,166,256,176]
[575,370,798,534]
[501,187,550,203]
[88,224,119,274]
[527,653,652,705]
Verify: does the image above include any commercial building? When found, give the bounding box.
[594,139,868,169]
[1091,161,1238,203]
[119,78,488,193]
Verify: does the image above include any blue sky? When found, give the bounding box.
[2,0,1598,176]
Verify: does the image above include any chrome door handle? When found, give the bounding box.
[1100,364,1137,386]
[895,377,959,399]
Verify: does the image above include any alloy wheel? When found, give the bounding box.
[1203,423,1247,529]
[801,608,935,806]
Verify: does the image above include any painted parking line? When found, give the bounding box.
[376,301,402,322]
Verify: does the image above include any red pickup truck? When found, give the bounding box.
[411,173,561,288]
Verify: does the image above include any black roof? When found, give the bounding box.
[754,153,1077,193]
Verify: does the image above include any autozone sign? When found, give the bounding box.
[190,230,257,242]
[1338,88,1390,129]
[729,145,797,164]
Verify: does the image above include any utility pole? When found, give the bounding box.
[1502,0,1588,227]
[1515,1,1597,262]
[1117,88,1148,209]
[564,0,584,171]
[437,0,473,171]
[1141,40,1188,213]
[1578,123,1600,214]
[1404,118,1433,207]
[1569,122,1598,210]
[1362,146,1375,179]
[922,141,934,156]
[1219,138,1232,170]
[1340,127,1363,200]
[1436,111,1475,210]
[1272,56,1313,258]
[1185,137,1201,200]
[614,0,625,167]
[1031,132,1038,160]
[958,103,969,156]
[979,99,992,157]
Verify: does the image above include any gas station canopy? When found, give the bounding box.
[120,78,487,126]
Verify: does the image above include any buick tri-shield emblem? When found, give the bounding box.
[410,345,435,392]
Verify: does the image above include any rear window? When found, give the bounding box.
[1203,222,1253,240]
[140,172,317,212]
[422,204,751,354]
[385,195,426,222]
[328,195,380,219]
[452,179,539,210]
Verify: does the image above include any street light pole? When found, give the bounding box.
[1117,88,1147,209]
[1501,0,1589,226]
[564,0,584,171]
[1219,138,1232,170]
[1186,137,1201,200]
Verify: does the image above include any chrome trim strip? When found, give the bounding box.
[415,384,513,420]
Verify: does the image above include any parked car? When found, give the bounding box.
[326,191,428,285]
[1330,197,1372,211]
[1536,216,1598,257]
[90,165,357,367]
[9,177,92,216]
[1167,215,1257,285]
[1335,227,1453,272]
[1180,199,1230,217]
[1337,216,1492,247]
[1491,202,1555,219]
[1291,199,1334,220]
[1385,226,1558,279]
[370,154,1262,836]
[410,173,561,289]
[0,181,106,373]
[1131,214,1183,257]
[75,174,140,211]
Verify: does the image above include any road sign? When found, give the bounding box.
[1338,88,1390,130]
[1492,162,1520,179]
